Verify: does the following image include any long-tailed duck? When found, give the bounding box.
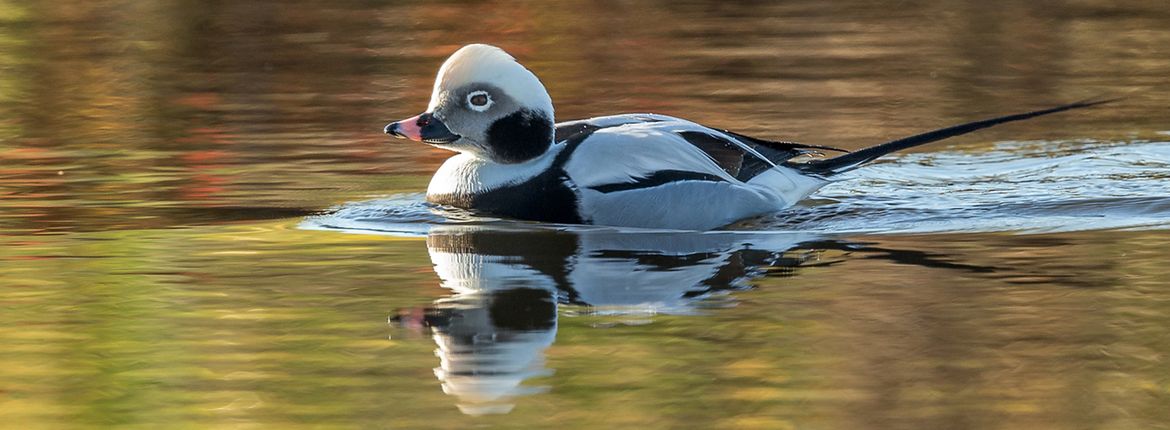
[386,44,1108,230]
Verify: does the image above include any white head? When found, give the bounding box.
[385,44,556,164]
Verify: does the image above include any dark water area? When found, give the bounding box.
[3,1,1170,428]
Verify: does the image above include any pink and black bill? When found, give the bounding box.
[385,113,461,144]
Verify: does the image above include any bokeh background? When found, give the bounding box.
[3,0,1167,233]
[2,1,1170,428]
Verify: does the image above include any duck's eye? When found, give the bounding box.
[466,90,493,112]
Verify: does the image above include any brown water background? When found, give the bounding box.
[3,1,1170,428]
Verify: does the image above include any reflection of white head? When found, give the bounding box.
[427,290,557,415]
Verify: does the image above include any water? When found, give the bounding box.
[3,1,1170,428]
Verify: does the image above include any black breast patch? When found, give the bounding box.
[427,120,608,224]
[427,172,584,224]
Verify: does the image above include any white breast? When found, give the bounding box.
[427,147,562,197]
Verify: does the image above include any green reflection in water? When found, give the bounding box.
[3,225,1170,428]
[2,0,1170,428]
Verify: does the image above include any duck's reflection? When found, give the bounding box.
[389,226,996,414]
[396,227,826,414]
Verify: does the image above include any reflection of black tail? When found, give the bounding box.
[790,98,1117,176]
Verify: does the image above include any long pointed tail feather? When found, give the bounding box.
[789,98,1117,176]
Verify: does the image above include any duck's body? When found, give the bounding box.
[386,44,1108,230]
[426,114,831,230]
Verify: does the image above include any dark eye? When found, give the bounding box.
[466,90,493,112]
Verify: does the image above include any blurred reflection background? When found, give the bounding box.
[2,0,1167,233]
[2,1,1170,428]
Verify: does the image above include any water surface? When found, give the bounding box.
[3,1,1170,428]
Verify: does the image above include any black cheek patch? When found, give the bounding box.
[487,109,554,164]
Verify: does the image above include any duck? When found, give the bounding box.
[385,43,1109,231]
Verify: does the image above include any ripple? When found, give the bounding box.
[304,140,1170,236]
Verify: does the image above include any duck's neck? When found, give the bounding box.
[427,146,562,198]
